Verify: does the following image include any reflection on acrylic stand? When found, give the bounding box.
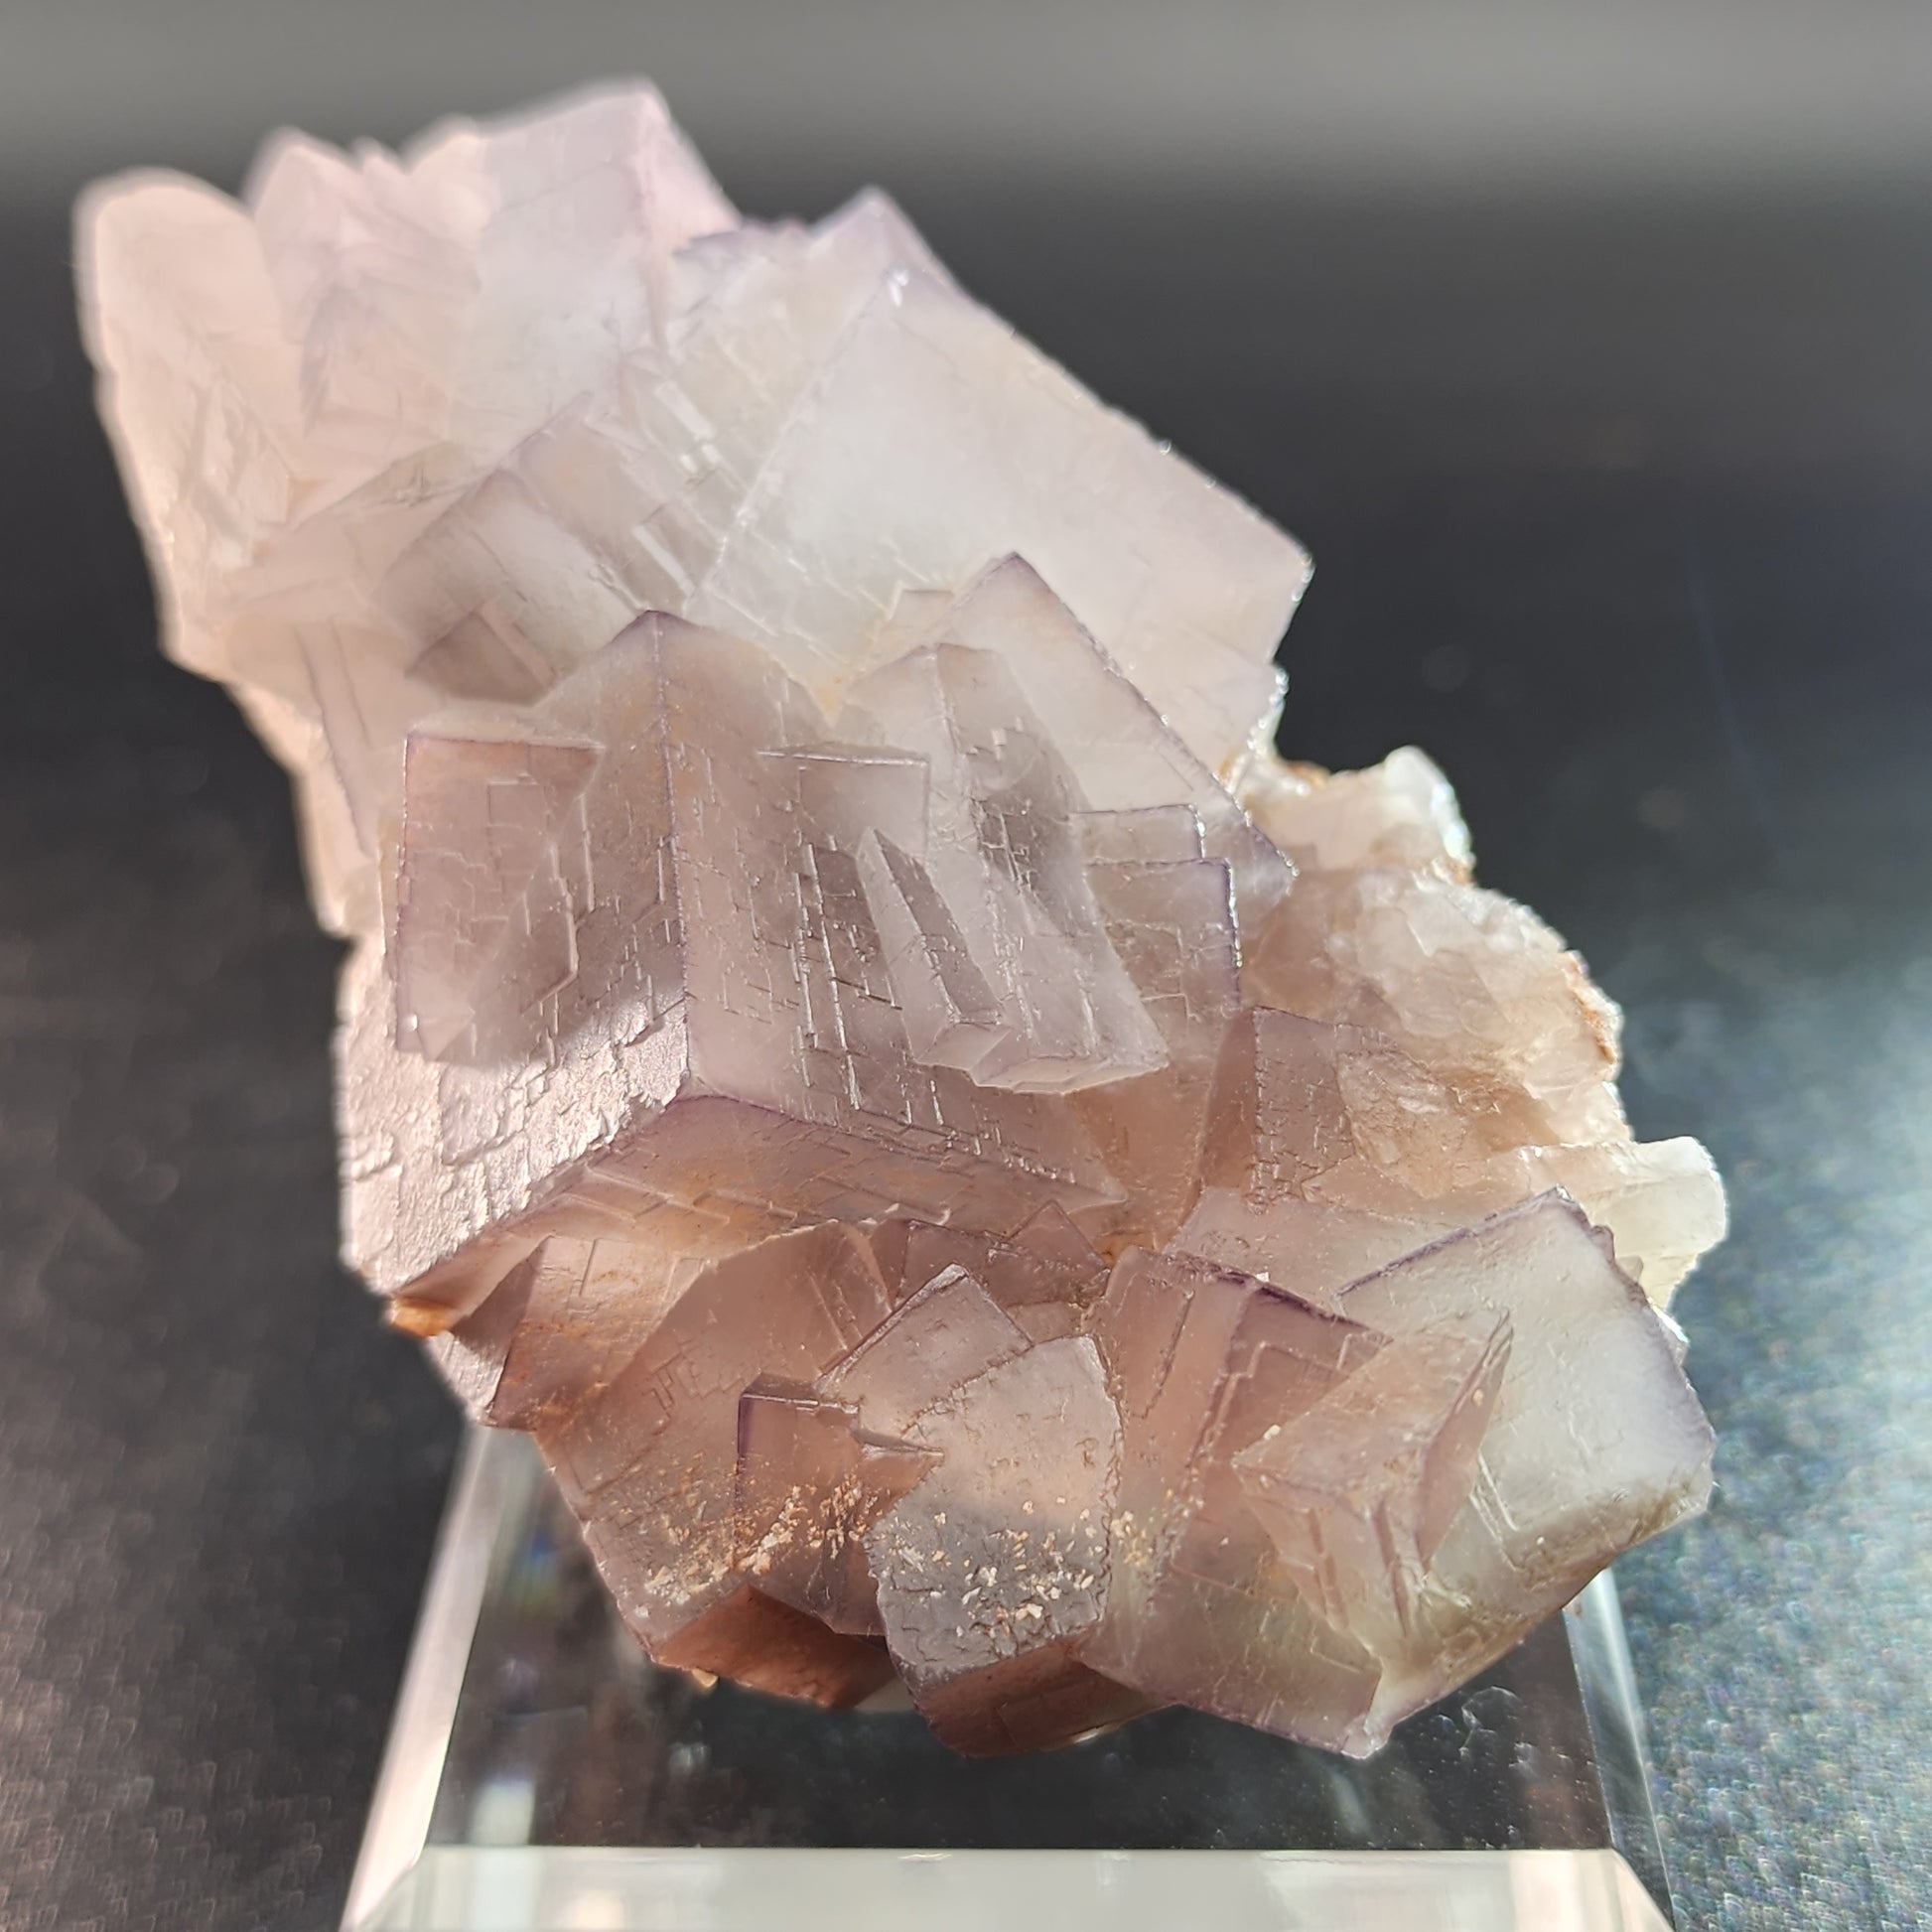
[345,1429,1677,1932]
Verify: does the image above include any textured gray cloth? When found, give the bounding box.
[3,177,1930,1931]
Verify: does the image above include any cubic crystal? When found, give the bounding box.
[78,82,1723,1757]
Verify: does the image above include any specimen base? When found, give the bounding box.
[344,1428,1678,1931]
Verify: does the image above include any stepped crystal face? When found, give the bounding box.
[77,83,1724,1757]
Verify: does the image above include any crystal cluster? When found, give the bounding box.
[77,85,1723,1756]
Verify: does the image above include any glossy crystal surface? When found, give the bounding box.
[78,82,1725,1762]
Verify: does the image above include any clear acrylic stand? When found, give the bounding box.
[345,1428,1678,1931]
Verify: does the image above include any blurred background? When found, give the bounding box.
[4,5,1931,1928]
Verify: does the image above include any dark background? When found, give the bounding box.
[4,6,1932,1928]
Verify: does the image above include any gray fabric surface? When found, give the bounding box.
[2,165,1930,1931]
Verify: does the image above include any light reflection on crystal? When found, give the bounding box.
[79,80,1722,1758]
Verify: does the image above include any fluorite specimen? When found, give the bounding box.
[77,83,1724,1757]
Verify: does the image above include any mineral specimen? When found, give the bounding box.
[77,82,1724,1757]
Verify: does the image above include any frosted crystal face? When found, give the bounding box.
[79,83,1724,1758]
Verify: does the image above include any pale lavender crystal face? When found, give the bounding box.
[77,82,1724,1758]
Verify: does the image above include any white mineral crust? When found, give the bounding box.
[78,82,1725,1757]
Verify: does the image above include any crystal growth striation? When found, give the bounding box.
[77,84,1723,1756]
